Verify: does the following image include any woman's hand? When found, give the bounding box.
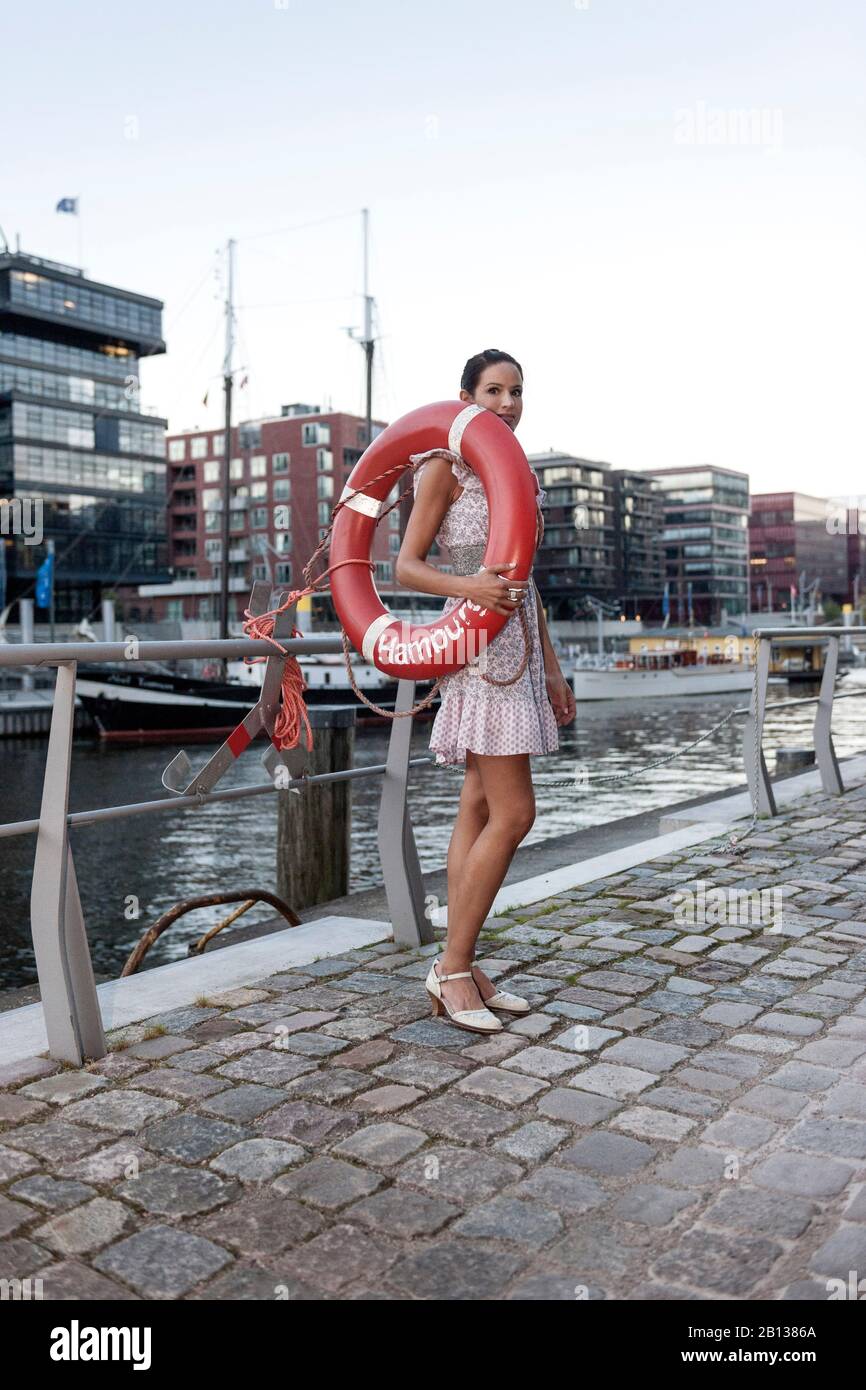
[465,563,531,616]
[545,666,577,725]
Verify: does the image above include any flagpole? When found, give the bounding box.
[48,538,55,643]
[219,239,235,643]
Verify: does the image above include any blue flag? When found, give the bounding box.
[35,553,54,608]
[56,197,78,215]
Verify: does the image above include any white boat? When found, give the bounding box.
[571,660,754,701]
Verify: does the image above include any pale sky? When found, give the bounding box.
[3,0,864,496]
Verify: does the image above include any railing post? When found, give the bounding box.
[814,635,844,795]
[30,663,106,1064]
[743,636,776,816]
[377,678,431,948]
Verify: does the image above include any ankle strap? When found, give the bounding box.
[435,966,472,982]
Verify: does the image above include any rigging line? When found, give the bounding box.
[162,253,222,333]
[236,209,361,244]
[162,305,225,421]
[238,294,357,309]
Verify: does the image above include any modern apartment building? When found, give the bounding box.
[608,468,664,620]
[528,451,617,620]
[749,491,851,612]
[651,465,750,625]
[0,249,168,621]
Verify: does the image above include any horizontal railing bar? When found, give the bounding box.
[0,636,347,667]
[750,627,866,640]
[0,754,438,840]
[732,687,866,715]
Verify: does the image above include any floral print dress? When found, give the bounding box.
[409,447,560,767]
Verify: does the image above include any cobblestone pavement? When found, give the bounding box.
[2,780,866,1301]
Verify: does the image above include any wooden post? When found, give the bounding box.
[276,704,356,910]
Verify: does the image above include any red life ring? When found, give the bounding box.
[331,400,539,681]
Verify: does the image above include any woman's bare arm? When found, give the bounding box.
[534,581,561,674]
[395,457,473,600]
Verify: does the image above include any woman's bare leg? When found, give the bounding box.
[436,752,535,1016]
[445,750,489,913]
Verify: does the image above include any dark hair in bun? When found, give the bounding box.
[460,349,523,395]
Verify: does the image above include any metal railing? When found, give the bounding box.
[0,633,438,1065]
[2,621,865,1065]
[741,627,866,816]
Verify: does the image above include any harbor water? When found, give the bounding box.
[1,683,865,990]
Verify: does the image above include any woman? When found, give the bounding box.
[395,349,577,1034]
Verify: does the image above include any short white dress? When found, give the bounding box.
[410,447,560,767]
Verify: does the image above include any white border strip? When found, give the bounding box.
[339,486,382,520]
[427,821,732,926]
[0,916,393,1066]
[362,612,397,663]
[659,752,866,832]
[448,404,484,456]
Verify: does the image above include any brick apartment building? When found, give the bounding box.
[124,404,395,629]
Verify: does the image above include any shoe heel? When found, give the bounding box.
[429,992,445,1017]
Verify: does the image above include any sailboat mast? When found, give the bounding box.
[362,208,374,446]
[219,238,235,640]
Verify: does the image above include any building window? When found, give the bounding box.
[272,452,289,473]
[374,561,392,582]
[191,436,208,459]
[212,433,224,455]
[275,562,292,584]
[252,562,268,581]
[250,455,267,477]
[202,488,221,510]
[239,422,261,450]
[274,531,291,554]
[205,539,222,562]
[317,474,334,499]
[251,506,268,529]
[168,439,186,461]
[229,457,244,480]
[303,422,330,447]
[317,447,333,472]
[389,533,401,553]
[204,512,220,532]
[388,509,400,531]
[203,460,220,483]
[318,501,331,526]
[273,478,290,500]
[250,481,268,499]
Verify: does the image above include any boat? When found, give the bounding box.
[74,652,435,743]
[571,652,755,701]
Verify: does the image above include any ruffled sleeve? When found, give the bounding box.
[528,462,547,509]
[409,449,481,494]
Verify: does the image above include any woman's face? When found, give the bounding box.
[460,361,523,432]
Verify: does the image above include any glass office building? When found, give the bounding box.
[0,250,168,621]
[652,466,750,625]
